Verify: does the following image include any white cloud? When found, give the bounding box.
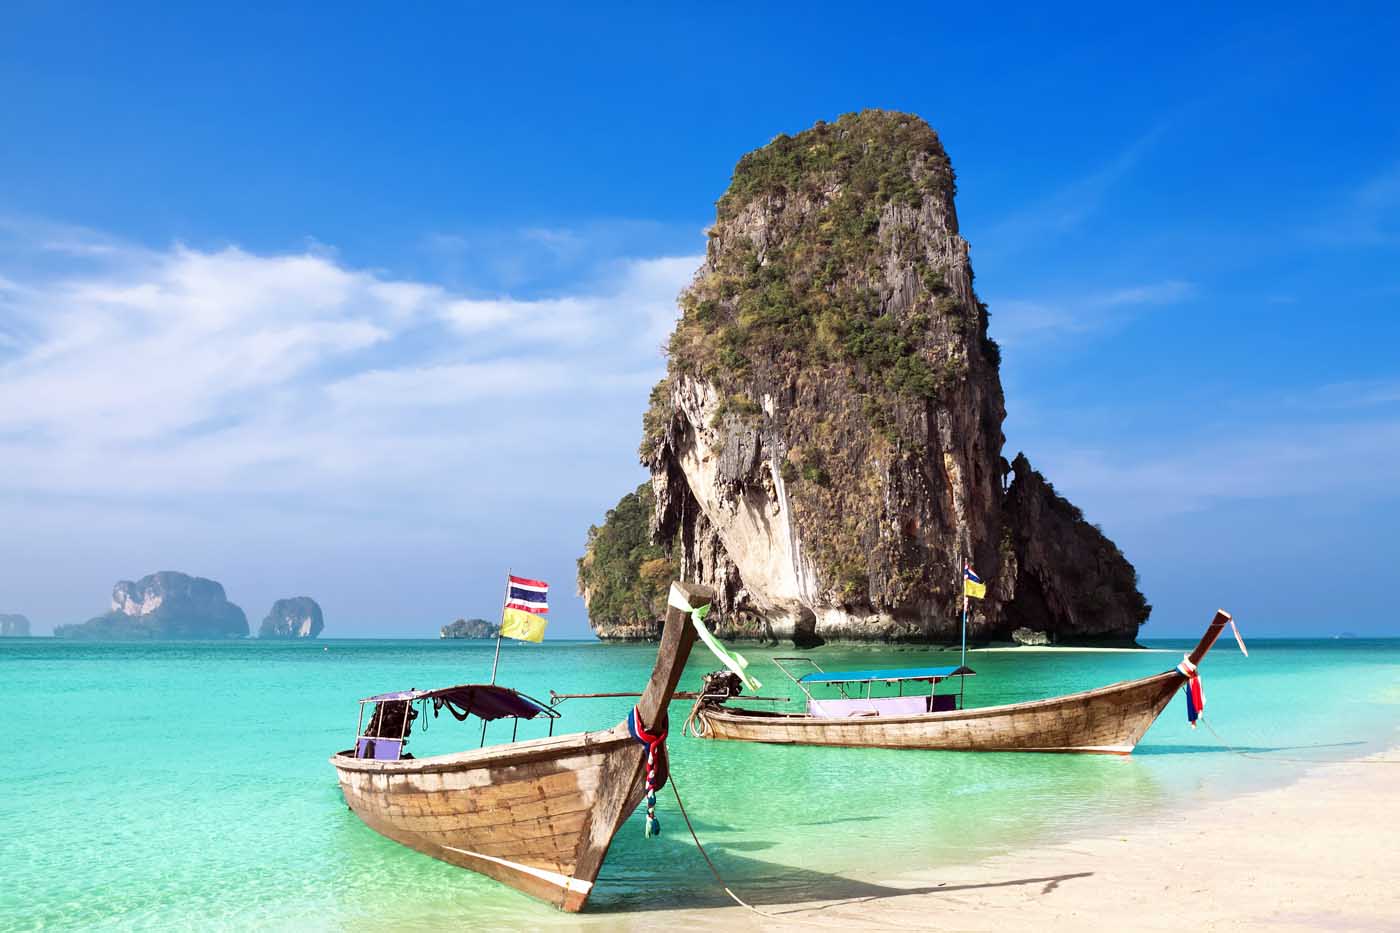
[0,224,701,507]
[990,279,1193,346]
[1017,399,1400,524]
[980,121,1173,252]
[1306,162,1400,249]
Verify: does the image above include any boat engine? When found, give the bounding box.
[700,669,744,704]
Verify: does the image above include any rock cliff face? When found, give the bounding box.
[54,572,249,639]
[258,597,324,639]
[440,618,497,639]
[0,614,30,636]
[626,110,1148,645]
[998,453,1149,642]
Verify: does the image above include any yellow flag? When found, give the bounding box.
[499,607,547,643]
[963,578,987,600]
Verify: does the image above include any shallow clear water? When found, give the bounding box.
[2,636,1396,930]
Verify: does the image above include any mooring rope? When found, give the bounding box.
[1177,675,1398,765]
[1196,715,1400,764]
[682,695,712,739]
[667,770,787,920]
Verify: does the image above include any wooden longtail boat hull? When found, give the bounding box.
[694,610,1232,756]
[331,582,708,912]
[697,670,1179,753]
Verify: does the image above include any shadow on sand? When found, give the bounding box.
[589,830,1094,914]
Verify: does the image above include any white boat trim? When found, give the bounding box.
[441,846,593,894]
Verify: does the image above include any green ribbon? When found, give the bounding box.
[668,584,761,691]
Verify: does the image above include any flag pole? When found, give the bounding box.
[959,556,968,710]
[483,570,511,747]
[489,569,510,685]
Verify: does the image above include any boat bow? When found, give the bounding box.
[331,580,712,912]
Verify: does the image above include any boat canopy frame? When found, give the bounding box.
[354,683,562,760]
[772,657,976,708]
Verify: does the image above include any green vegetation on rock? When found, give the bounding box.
[716,112,953,217]
[577,483,678,638]
[659,111,976,421]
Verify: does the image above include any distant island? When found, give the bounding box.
[258,597,324,639]
[0,613,30,637]
[53,571,249,640]
[441,618,498,639]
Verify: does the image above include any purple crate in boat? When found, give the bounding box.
[355,737,404,760]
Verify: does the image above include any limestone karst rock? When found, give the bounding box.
[998,453,1150,643]
[258,596,325,639]
[54,571,249,639]
[597,110,1150,644]
[0,613,31,636]
[440,618,498,639]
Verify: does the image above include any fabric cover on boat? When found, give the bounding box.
[807,696,933,718]
[359,684,549,720]
[355,737,404,760]
[799,665,966,685]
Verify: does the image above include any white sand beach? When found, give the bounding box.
[643,748,1400,931]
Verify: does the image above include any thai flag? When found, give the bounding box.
[505,575,549,615]
[964,565,982,584]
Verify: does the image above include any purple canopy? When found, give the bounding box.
[358,683,552,721]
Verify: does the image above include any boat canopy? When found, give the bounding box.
[799,665,974,686]
[358,683,554,721]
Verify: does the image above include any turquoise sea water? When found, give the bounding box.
[2,636,1397,930]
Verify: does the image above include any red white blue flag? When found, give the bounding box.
[505,575,549,615]
[500,575,548,642]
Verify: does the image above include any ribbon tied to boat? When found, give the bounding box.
[1176,657,1205,727]
[1175,617,1246,727]
[627,706,668,837]
[668,583,761,691]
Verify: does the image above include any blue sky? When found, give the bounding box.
[2,3,1397,636]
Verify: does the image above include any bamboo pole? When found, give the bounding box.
[483,569,513,746]
[547,690,790,705]
[489,569,511,685]
[959,556,967,709]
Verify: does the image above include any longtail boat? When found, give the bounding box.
[330,581,710,912]
[689,609,1234,755]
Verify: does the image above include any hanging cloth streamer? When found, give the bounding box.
[1230,617,1249,657]
[1176,656,1206,727]
[668,583,761,691]
[627,706,668,837]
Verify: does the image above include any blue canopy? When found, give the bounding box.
[799,665,972,685]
